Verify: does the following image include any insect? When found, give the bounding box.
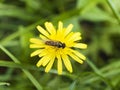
[45,40,66,49]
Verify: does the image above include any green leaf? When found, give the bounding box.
[80,7,117,22]
[0,45,43,90]
[69,81,77,90]
[0,3,38,21]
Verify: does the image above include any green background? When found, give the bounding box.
[0,0,120,90]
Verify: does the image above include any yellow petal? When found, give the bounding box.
[62,54,73,73]
[37,25,50,37]
[68,49,86,60]
[58,21,63,31]
[73,43,87,49]
[73,51,86,60]
[37,55,51,67]
[42,54,53,66]
[36,57,45,67]
[36,59,43,67]
[30,38,43,44]
[64,32,74,42]
[45,22,56,35]
[56,54,62,75]
[68,32,81,42]
[74,36,81,41]
[45,56,55,73]
[64,24,73,37]
[39,34,48,40]
[31,49,43,57]
[69,53,83,64]
[56,21,63,40]
[38,49,48,57]
[30,44,45,48]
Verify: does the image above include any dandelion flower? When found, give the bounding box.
[30,21,87,75]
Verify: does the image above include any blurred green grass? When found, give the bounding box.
[0,0,120,90]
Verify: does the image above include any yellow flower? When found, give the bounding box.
[30,21,87,75]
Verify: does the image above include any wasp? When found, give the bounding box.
[45,40,66,49]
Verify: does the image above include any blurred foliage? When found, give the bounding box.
[0,0,120,90]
